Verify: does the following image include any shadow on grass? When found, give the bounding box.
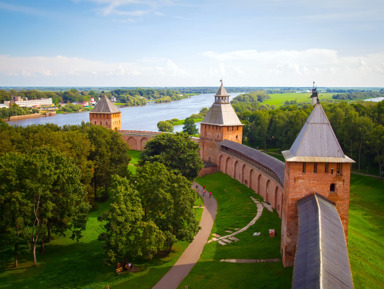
[0,237,187,289]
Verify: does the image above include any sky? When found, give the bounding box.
[0,0,384,87]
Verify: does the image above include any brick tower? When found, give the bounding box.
[280,102,354,267]
[89,95,121,130]
[200,81,243,164]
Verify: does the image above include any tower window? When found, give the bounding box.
[302,163,306,173]
[337,163,342,175]
[330,183,336,192]
[325,163,329,173]
[314,163,317,173]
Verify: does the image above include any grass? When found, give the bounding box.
[348,174,384,289]
[0,149,204,289]
[263,92,335,107]
[128,149,141,174]
[179,172,293,289]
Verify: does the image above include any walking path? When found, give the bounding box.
[220,258,280,263]
[153,183,217,289]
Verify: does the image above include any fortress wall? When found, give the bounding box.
[218,151,284,217]
[119,130,162,150]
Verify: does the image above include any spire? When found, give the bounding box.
[310,81,319,105]
[215,80,229,104]
[282,103,354,163]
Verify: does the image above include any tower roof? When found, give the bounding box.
[282,104,354,163]
[201,82,242,126]
[215,82,229,97]
[90,95,120,114]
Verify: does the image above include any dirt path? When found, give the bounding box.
[152,183,217,289]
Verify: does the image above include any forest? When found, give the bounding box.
[231,93,384,176]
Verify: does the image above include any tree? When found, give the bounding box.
[98,175,165,264]
[372,125,384,178]
[183,117,198,135]
[157,120,174,132]
[0,147,89,266]
[140,132,203,180]
[133,162,198,251]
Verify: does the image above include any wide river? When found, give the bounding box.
[8,93,241,132]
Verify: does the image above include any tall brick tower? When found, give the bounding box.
[280,102,354,267]
[200,81,243,164]
[89,95,121,130]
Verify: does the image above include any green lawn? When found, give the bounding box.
[128,149,141,174]
[263,92,335,107]
[348,174,384,289]
[179,172,293,289]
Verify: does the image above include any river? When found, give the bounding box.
[8,93,241,132]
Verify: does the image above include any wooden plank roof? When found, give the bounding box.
[293,194,354,289]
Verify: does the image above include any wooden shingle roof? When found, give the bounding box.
[90,95,120,114]
[293,194,354,289]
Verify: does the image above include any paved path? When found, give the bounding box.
[220,258,281,263]
[153,182,217,289]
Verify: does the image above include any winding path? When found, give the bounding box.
[152,183,217,289]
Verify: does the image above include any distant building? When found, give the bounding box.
[89,95,121,130]
[6,96,53,108]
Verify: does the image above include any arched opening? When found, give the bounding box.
[257,174,262,195]
[330,183,336,192]
[242,164,246,184]
[234,161,239,179]
[249,169,254,189]
[225,157,231,175]
[219,155,223,171]
[274,187,279,209]
[266,180,271,202]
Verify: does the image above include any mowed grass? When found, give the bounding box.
[348,174,384,289]
[127,149,141,174]
[179,172,292,289]
[263,92,335,107]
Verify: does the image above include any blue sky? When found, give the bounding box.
[0,0,383,87]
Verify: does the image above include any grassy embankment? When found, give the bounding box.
[179,172,293,289]
[0,150,203,289]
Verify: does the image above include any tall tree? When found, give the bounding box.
[140,132,203,180]
[183,117,198,135]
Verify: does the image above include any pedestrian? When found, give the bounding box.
[209,191,212,198]
[203,190,206,197]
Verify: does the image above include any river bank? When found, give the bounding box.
[3,111,57,122]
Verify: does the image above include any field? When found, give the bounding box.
[348,174,384,288]
[263,92,335,107]
[179,172,293,289]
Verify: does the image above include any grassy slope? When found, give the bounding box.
[263,92,334,107]
[179,172,292,289]
[349,174,384,289]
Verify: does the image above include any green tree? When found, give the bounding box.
[183,117,198,135]
[133,162,199,251]
[0,147,89,266]
[98,175,165,264]
[140,132,203,180]
[157,120,174,132]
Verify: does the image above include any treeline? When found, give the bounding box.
[231,90,270,104]
[0,105,39,119]
[0,89,94,105]
[235,100,384,176]
[111,88,185,104]
[332,91,384,100]
[0,122,131,266]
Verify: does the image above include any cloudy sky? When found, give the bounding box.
[0,0,383,87]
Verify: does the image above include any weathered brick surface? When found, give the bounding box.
[281,161,351,267]
[89,112,121,130]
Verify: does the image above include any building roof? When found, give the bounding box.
[293,193,354,289]
[201,82,242,126]
[282,104,354,163]
[220,140,285,186]
[90,95,120,114]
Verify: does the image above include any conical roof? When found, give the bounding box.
[282,104,354,163]
[90,95,120,114]
[201,82,242,126]
[216,83,229,97]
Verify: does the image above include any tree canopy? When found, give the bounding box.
[182,117,198,135]
[140,132,203,180]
